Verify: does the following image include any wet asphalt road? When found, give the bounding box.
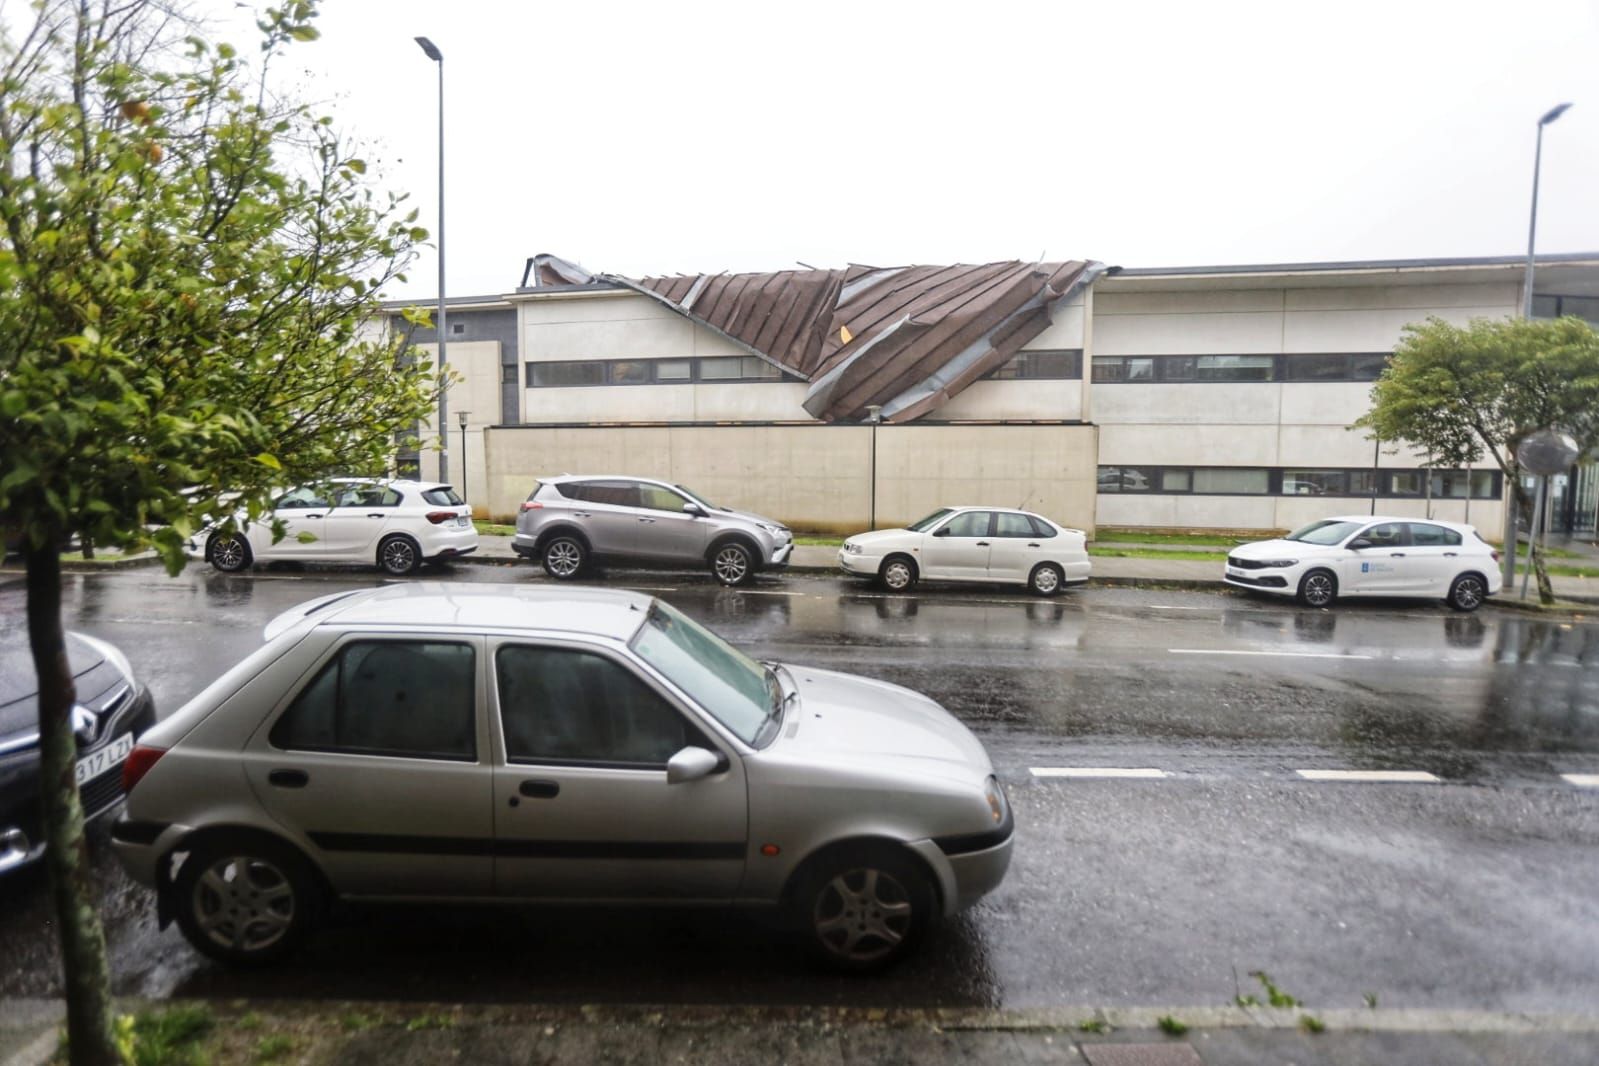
[1,563,1596,1013]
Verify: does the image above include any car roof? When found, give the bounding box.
[538,474,669,485]
[269,583,654,643]
[1308,515,1477,532]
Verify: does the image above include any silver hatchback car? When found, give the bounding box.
[513,475,793,586]
[112,584,1012,971]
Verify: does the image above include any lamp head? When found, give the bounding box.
[1539,102,1573,126]
[414,36,442,62]
[456,410,469,427]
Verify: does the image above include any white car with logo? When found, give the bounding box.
[839,507,1090,596]
[1223,515,1501,611]
[195,478,477,576]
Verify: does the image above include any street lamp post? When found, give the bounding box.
[866,405,883,530]
[415,36,448,485]
[456,410,470,508]
[1505,101,1573,586]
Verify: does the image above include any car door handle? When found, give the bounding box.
[1443,552,1458,557]
[976,541,990,547]
[367,513,385,518]
[1027,543,1040,548]
[518,779,560,799]
[268,769,309,789]
[1390,552,1406,557]
[572,511,591,519]
[637,517,656,523]
[303,513,324,519]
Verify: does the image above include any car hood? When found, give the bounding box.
[713,507,784,531]
[775,664,991,783]
[843,528,916,549]
[0,633,105,740]
[1230,538,1332,560]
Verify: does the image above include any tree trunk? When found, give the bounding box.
[1510,478,1557,606]
[24,544,121,1066]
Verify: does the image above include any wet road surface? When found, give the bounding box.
[2,564,1596,1011]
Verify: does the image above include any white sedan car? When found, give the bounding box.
[197,478,477,576]
[1224,515,1502,611]
[839,507,1090,596]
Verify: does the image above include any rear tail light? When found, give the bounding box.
[520,501,542,512]
[1491,550,1501,563]
[425,510,457,525]
[122,745,167,794]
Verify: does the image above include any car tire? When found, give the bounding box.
[1447,573,1487,612]
[377,534,421,576]
[208,533,252,573]
[172,835,321,966]
[542,535,587,580]
[1297,568,1337,608]
[794,845,933,973]
[878,555,918,593]
[1028,563,1064,597]
[711,541,755,587]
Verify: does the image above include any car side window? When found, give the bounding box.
[994,513,1034,538]
[1026,514,1057,538]
[336,486,400,508]
[583,481,642,508]
[496,645,705,768]
[638,484,690,512]
[275,487,329,510]
[1359,522,1410,548]
[270,640,476,761]
[940,511,992,538]
[1408,523,1462,547]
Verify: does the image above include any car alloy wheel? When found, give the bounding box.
[210,534,250,573]
[713,544,752,586]
[1448,574,1485,612]
[378,535,420,575]
[543,538,585,579]
[1029,564,1062,597]
[799,848,931,972]
[1299,569,1336,607]
[880,557,916,592]
[173,837,318,965]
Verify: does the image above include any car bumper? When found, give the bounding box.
[838,550,878,576]
[766,542,793,569]
[425,544,478,562]
[111,818,192,889]
[1223,569,1294,593]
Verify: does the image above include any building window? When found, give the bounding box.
[451,323,466,335]
[526,357,791,387]
[656,359,693,382]
[1099,466,1500,499]
[985,349,1083,380]
[698,355,781,381]
[1094,353,1390,383]
[1533,294,1599,325]
[527,361,605,388]
[501,364,518,384]
[609,360,651,385]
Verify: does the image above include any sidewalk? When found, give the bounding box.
[5,1000,1599,1066]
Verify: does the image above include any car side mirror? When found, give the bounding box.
[683,502,705,517]
[932,526,951,537]
[1347,538,1373,550]
[666,746,723,784]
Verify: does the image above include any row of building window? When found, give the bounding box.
[1098,466,1503,499]
[1092,352,1390,384]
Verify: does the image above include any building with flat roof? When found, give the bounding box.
[384,252,1599,539]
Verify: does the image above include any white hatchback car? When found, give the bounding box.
[111,585,1012,971]
[198,478,477,576]
[1224,515,1502,611]
[840,507,1090,596]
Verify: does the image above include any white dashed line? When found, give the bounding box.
[1561,774,1599,788]
[1295,769,1440,783]
[1031,767,1169,780]
[1169,648,1375,660]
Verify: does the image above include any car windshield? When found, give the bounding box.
[906,508,955,533]
[674,484,716,510]
[1284,520,1363,546]
[629,601,776,745]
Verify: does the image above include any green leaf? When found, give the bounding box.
[254,452,283,471]
[287,25,320,41]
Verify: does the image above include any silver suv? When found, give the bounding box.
[514,475,793,587]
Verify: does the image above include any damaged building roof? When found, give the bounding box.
[521,253,1105,422]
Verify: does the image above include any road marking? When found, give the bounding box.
[1031,767,1168,779]
[619,586,678,593]
[1561,773,1599,788]
[1149,605,1210,611]
[1169,648,1374,660]
[1296,769,1440,783]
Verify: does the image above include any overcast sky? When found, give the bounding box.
[209,0,1599,299]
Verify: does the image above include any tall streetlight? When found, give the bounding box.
[456,410,470,508]
[415,35,449,484]
[1505,101,1573,585]
[866,405,883,530]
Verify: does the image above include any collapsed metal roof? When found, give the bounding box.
[523,254,1104,422]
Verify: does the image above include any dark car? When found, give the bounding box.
[1,631,155,874]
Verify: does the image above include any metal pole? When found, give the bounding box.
[416,37,448,484]
[1522,122,1546,318]
[459,421,468,503]
[1520,475,1546,600]
[866,405,883,530]
[1370,437,1380,515]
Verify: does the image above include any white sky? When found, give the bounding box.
[208,0,1599,299]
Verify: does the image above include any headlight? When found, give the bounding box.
[843,542,861,554]
[757,523,782,536]
[1259,559,1299,568]
[984,776,1009,825]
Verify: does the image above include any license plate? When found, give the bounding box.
[1225,568,1243,577]
[75,733,133,786]
[455,516,470,528]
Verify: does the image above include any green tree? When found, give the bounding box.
[1355,315,1599,605]
[0,3,436,1060]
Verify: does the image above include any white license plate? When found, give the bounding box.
[1225,568,1244,578]
[454,516,470,529]
[75,733,133,786]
